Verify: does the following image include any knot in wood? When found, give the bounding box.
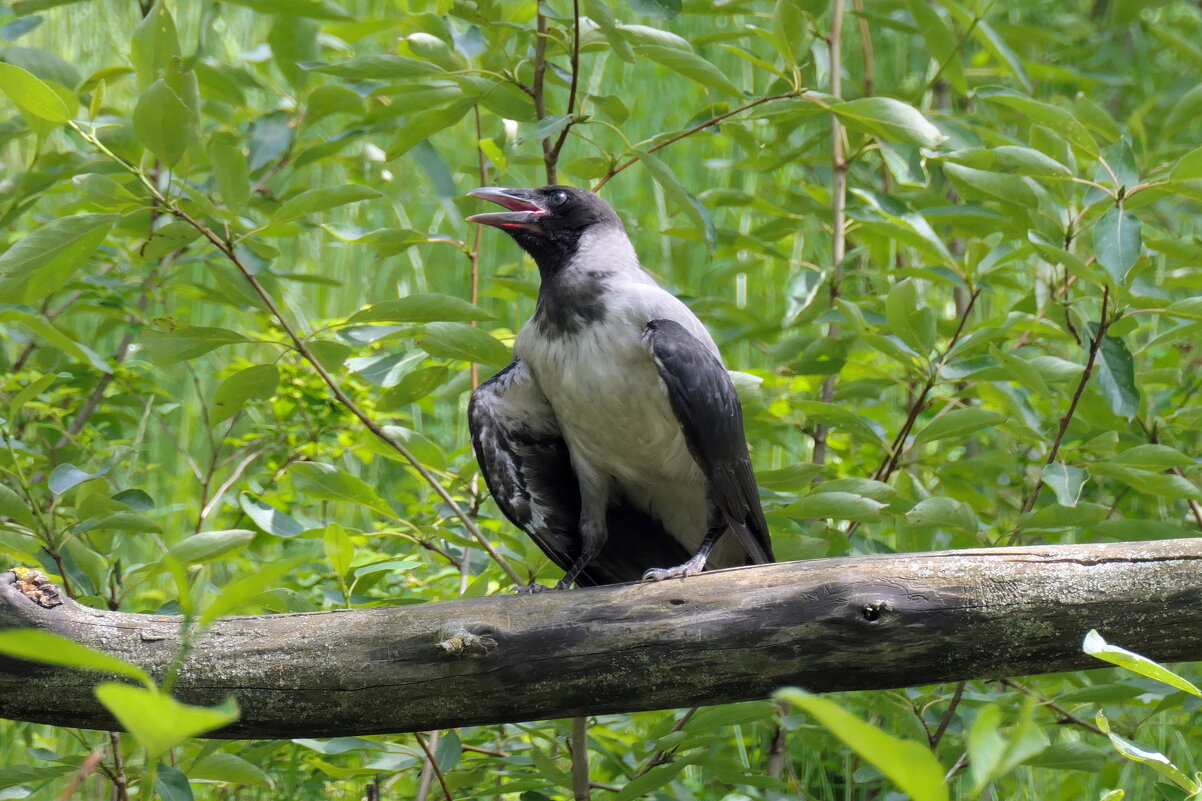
[436,624,497,657]
[860,600,893,623]
[12,568,62,609]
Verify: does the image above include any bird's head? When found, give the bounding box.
[467,185,624,274]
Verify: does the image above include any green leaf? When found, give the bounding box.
[905,0,966,95]
[0,764,75,791]
[420,322,511,367]
[0,484,36,528]
[305,55,441,79]
[912,408,1006,445]
[210,364,279,425]
[1096,710,1200,794]
[517,114,571,146]
[209,139,250,213]
[141,220,203,259]
[379,366,450,410]
[168,529,256,564]
[831,97,947,148]
[1093,208,1142,285]
[154,764,193,801]
[904,497,978,531]
[0,61,69,122]
[636,150,715,249]
[755,463,823,491]
[269,185,380,225]
[347,294,496,324]
[777,688,949,801]
[941,146,1071,178]
[788,491,886,522]
[132,78,194,167]
[968,702,1047,793]
[1019,740,1101,769]
[387,98,475,160]
[771,0,808,64]
[976,86,1097,156]
[624,0,681,19]
[1110,444,1192,470]
[1170,145,1202,182]
[189,752,272,788]
[633,45,743,97]
[886,279,936,353]
[290,462,394,517]
[324,522,354,577]
[129,0,180,88]
[0,213,117,304]
[1094,333,1140,418]
[615,762,691,801]
[0,629,153,688]
[139,325,249,364]
[1083,630,1202,697]
[1088,463,1202,501]
[1042,464,1088,507]
[942,163,1039,208]
[0,311,109,372]
[199,558,305,626]
[95,683,239,759]
[48,463,105,494]
[239,494,303,539]
[353,558,422,579]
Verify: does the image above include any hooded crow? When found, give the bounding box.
[467,185,773,588]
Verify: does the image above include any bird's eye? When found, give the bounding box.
[549,190,569,207]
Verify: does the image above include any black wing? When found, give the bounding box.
[642,319,774,564]
[469,360,581,573]
[470,360,692,586]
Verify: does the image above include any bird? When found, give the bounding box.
[466,185,773,589]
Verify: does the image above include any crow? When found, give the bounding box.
[467,185,773,588]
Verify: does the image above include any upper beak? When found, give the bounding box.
[466,187,547,228]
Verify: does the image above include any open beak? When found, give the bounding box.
[466,187,548,229]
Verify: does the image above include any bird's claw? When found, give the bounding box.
[642,564,700,582]
[515,582,554,595]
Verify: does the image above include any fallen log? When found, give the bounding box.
[2,537,1201,739]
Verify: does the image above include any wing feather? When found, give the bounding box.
[642,319,774,564]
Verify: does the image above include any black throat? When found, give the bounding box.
[534,267,608,337]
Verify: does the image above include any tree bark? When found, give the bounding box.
[2,538,1201,739]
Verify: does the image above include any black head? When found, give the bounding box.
[467,185,623,275]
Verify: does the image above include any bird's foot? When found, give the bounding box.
[642,554,708,582]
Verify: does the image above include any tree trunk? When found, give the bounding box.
[2,538,1201,739]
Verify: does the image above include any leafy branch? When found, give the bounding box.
[67,122,524,588]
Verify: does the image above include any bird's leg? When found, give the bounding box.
[555,515,604,589]
[642,518,726,582]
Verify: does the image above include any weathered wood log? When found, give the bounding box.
[2,538,1201,739]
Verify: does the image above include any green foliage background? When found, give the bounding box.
[1,0,1202,798]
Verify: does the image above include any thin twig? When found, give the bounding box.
[842,288,981,539]
[415,729,442,801]
[873,288,982,483]
[999,678,1107,736]
[592,93,800,191]
[1007,286,1110,544]
[533,6,554,183]
[851,0,875,97]
[630,708,698,780]
[55,748,105,801]
[548,0,582,171]
[414,732,453,801]
[813,0,847,467]
[930,681,965,748]
[571,715,590,801]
